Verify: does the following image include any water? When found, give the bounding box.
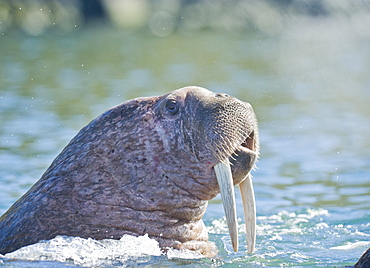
[1,12,370,267]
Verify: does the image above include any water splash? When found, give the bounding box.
[3,235,161,267]
[207,208,368,266]
[1,234,205,267]
[0,208,367,267]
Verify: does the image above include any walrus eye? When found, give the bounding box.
[165,99,179,115]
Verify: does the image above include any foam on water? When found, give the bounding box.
[331,241,370,250]
[0,208,368,267]
[1,234,203,267]
[3,234,161,267]
[208,208,368,266]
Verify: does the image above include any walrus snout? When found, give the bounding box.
[165,87,258,165]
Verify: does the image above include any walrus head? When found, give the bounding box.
[0,86,259,257]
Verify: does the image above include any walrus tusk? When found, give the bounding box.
[214,159,238,252]
[239,174,256,254]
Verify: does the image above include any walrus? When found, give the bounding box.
[0,86,259,257]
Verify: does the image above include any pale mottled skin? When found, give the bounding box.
[0,86,259,256]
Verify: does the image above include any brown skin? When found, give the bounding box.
[0,86,259,256]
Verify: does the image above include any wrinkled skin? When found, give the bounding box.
[0,86,259,256]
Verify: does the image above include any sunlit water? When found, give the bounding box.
[1,12,370,268]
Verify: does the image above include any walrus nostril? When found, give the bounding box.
[215,93,229,98]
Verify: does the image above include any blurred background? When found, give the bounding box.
[0,0,370,267]
[1,0,370,36]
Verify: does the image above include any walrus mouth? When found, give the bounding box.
[214,132,257,254]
